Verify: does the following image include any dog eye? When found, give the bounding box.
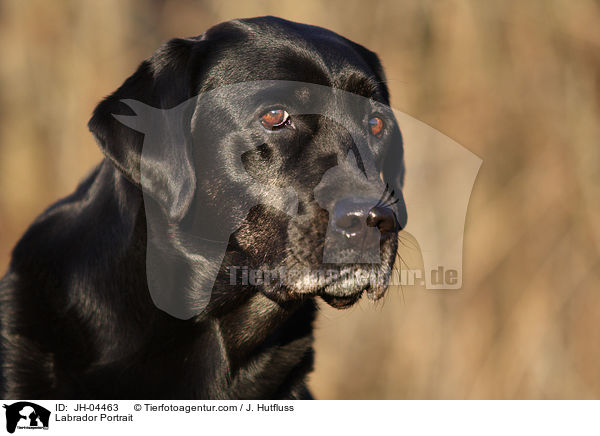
[368,116,384,137]
[260,109,290,129]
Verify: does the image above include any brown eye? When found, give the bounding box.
[260,109,290,129]
[368,116,384,137]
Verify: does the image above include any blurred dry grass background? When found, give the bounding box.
[1,0,599,398]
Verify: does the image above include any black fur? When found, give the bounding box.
[0,16,403,399]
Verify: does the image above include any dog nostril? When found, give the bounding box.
[367,206,398,234]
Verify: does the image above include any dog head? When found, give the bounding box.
[89,17,406,318]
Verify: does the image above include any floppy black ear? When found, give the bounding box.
[88,37,205,219]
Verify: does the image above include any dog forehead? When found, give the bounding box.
[200,18,381,94]
[213,16,350,51]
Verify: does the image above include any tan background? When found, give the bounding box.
[1,0,599,398]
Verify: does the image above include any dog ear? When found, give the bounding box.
[88,37,205,220]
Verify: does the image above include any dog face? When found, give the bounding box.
[89,17,406,318]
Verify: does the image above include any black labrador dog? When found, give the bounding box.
[0,16,405,399]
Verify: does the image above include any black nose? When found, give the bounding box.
[367,206,398,233]
[332,198,399,238]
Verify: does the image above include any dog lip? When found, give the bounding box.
[316,268,389,299]
[320,291,364,309]
[282,265,382,296]
[318,281,366,298]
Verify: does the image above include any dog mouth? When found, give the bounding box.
[251,201,401,308]
[318,280,385,309]
[317,263,392,305]
[274,226,399,307]
[274,259,395,308]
